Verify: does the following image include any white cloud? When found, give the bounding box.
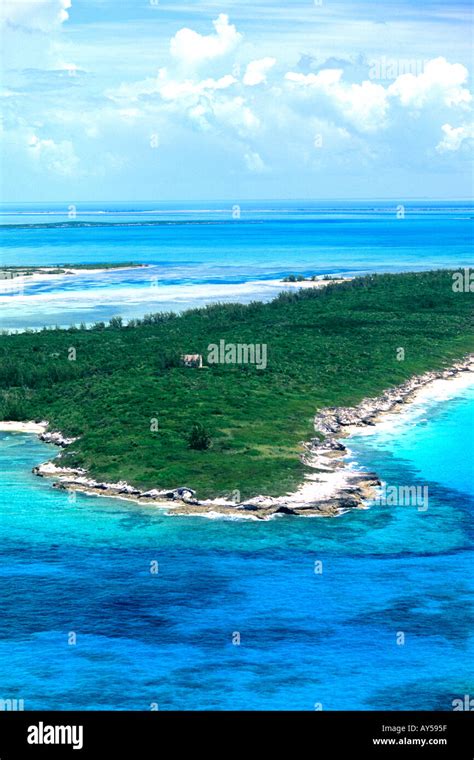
[244,150,265,172]
[106,25,259,138]
[243,57,276,86]
[170,13,241,66]
[285,57,473,134]
[285,68,388,132]
[159,73,236,102]
[107,69,257,137]
[436,122,474,152]
[107,78,159,102]
[27,133,79,175]
[4,2,471,198]
[187,103,210,131]
[0,0,71,32]
[285,70,343,88]
[336,80,388,132]
[212,97,260,136]
[388,57,471,108]
[108,72,236,103]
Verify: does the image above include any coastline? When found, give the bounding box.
[8,354,472,520]
[0,273,352,333]
[0,264,149,293]
[0,272,349,299]
[0,420,48,434]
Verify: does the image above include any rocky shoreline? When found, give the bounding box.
[30,355,474,520]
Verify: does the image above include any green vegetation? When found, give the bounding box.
[52,263,145,270]
[0,271,472,498]
[187,422,212,451]
[283,273,338,282]
[283,274,307,282]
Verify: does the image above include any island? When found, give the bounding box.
[0,270,472,518]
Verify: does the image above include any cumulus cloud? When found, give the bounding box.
[285,56,472,134]
[170,13,241,66]
[212,96,260,135]
[28,133,79,175]
[4,4,472,197]
[388,57,471,108]
[0,0,71,32]
[285,69,388,132]
[243,58,277,86]
[106,66,258,137]
[436,122,474,152]
[101,12,472,191]
[105,16,259,140]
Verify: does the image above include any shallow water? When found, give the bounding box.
[1,200,472,330]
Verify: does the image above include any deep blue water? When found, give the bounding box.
[1,200,472,330]
[1,383,472,710]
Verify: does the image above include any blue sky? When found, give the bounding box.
[1,0,473,201]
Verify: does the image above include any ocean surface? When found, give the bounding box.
[1,200,472,330]
[0,382,472,710]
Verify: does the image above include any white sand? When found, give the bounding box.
[285,466,360,504]
[281,363,474,507]
[0,420,48,434]
[344,365,474,438]
[67,266,147,275]
[0,271,347,298]
[265,277,349,289]
[0,266,146,293]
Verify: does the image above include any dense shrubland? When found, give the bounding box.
[0,271,472,498]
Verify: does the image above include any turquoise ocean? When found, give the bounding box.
[1,200,473,330]
[0,201,472,709]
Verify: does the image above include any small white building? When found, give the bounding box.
[181,354,203,368]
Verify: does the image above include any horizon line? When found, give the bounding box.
[1,197,473,205]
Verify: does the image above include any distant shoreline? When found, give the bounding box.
[4,355,473,521]
[0,263,148,285]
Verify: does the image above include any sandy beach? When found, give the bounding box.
[0,420,48,434]
[287,360,474,507]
